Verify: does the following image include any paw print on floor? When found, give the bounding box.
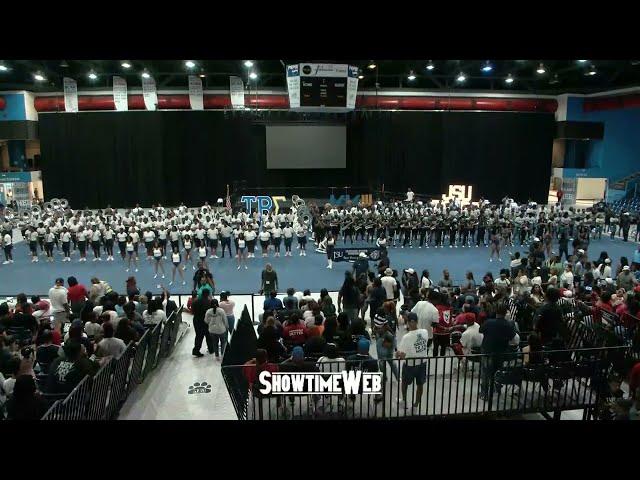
[188,382,212,394]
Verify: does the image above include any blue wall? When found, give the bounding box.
[0,93,27,121]
[566,96,640,183]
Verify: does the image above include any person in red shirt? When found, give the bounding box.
[557,189,564,204]
[282,313,308,347]
[432,291,453,356]
[454,304,476,329]
[243,349,279,388]
[66,276,88,319]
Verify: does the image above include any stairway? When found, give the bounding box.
[611,170,640,190]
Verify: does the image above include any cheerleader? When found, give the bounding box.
[283,222,294,257]
[325,233,335,269]
[296,224,308,256]
[77,226,88,262]
[197,243,208,270]
[259,227,271,258]
[237,233,248,270]
[117,228,128,261]
[28,228,39,263]
[44,227,55,262]
[90,227,102,261]
[104,225,115,261]
[125,236,139,272]
[130,228,140,259]
[271,224,283,257]
[169,247,186,286]
[61,227,72,262]
[489,231,502,262]
[183,234,195,270]
[152,241,166,279]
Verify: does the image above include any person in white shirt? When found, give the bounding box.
[48,278,69,329]
[183,234,196,270]
[116,228,128,261]
[282,223,294,257]
[95,322,127,365]
[396,312,429,409]
[460,320,483,355]
[169,246,186,286]
[245,226,257,258]
[406,188,415,202]
[296,225,307,256]
[44,227,56,262]
[411,290,439,342]
[381,268,398,301]
[61,227,72,262]
[125,236,139,273]
[559,264,574,291]
[76,227,88,262]
[259,228,271,258]
[236,233,248,270]
[91,227,102,261]
[594,259,612,282]
[207,225,219,258]
[103,226,115,261]
[152,241,166,279]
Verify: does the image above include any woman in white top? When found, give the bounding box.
[125,236,139,273]
[282,223,294,257]
[169,246,186,286]
[103,226,115,261]
[76,227,88,262]
[152,241,166,279]
[44,227,55,262]
[259,228,271,257]
[325,233,335,269]
[236,233,248,270]
[183,234,195,271]
[2,231,13,264]
[197,244,208,271]
[91,228,102,262]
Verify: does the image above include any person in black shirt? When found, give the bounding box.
[5,375,49,420]
[533,287,564,345]
[47,341,100,394]
[479,302,517,399]
[192,289,213,357]
[193,263,213,292]
[256,325,287,363]
[35,330,60,374]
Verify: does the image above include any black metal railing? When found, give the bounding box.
[41,306,186,420]
[222,345,629,421]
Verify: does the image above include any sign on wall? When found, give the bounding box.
[189,75,204,110]
[229,76,245,109]
[113,76,128,111]
[286,64,301,108]
[63,77,78,113]
[142,76,158,111]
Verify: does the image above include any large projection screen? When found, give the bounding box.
[266,125,346,169]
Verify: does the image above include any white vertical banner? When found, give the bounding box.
[63,77,78,113]
[286,64,300,108]
[346,65,359,109]
[188,75,204,110]
[113,76,128,111]
[142,76,158,111]
[229,76,245,109]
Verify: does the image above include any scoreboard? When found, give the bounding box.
[287,63,359,110]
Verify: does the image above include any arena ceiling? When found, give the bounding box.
[1,59,639,95]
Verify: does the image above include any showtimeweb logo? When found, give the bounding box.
[258,371,382,395]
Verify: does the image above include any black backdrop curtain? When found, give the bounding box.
[39,110,554,208]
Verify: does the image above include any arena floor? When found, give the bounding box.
[0,235,637,297]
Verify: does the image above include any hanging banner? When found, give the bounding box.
[346,65,359,109]
[188,75,204,110]
[142,76,158,111]
[324,247,382,263]
[63,77,78,113]
[286,64,300,108]
[229,76,245,109]
[113,76,128,111]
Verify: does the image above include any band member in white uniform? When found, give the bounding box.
[244,226,257,258]
[117,228,128,261]
[91,227,102,261]
[104,226,115,261]
[44,228,55,262]
[259,228,271,258]
[283,223,294,257]
[61,228,72,262]
[77,227,88,262]
[296,224,307,256]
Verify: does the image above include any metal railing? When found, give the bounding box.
[222,345,630,421]
[41,306,186,420]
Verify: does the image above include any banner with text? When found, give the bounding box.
[188,75,204,110]
[332,247,382,263]
[63,77,78,113]
[346,66,359,109]
[229,76,245,109]
[142,76,158,111]
[286,64,300,108]
[113,76,128,111]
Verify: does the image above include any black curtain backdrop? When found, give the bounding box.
[39,110,554,208]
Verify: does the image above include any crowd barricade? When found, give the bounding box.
[41,307,185,420]
[222,345,631,421]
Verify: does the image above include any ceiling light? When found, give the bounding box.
[505,74,514,84]
[407,70,416,81]
[0,63,8,72]
[358,74,364,80]
[59,61,69,68]
[481,61,493,72]
[536,63,546,74]
[549,74,560,85]
[367,61,376,69]
[199,73,206,78]
[244,60,254,68]
[456,72,466,82]
[121,61,132,69]
[586,67,597,76]
[426,61,435,71]
[33,73,46,82]
[141,71,150,79]
[577,59,588,63]
[185,60,196,69]
[88,71,98,80]
[249,71,258,80]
